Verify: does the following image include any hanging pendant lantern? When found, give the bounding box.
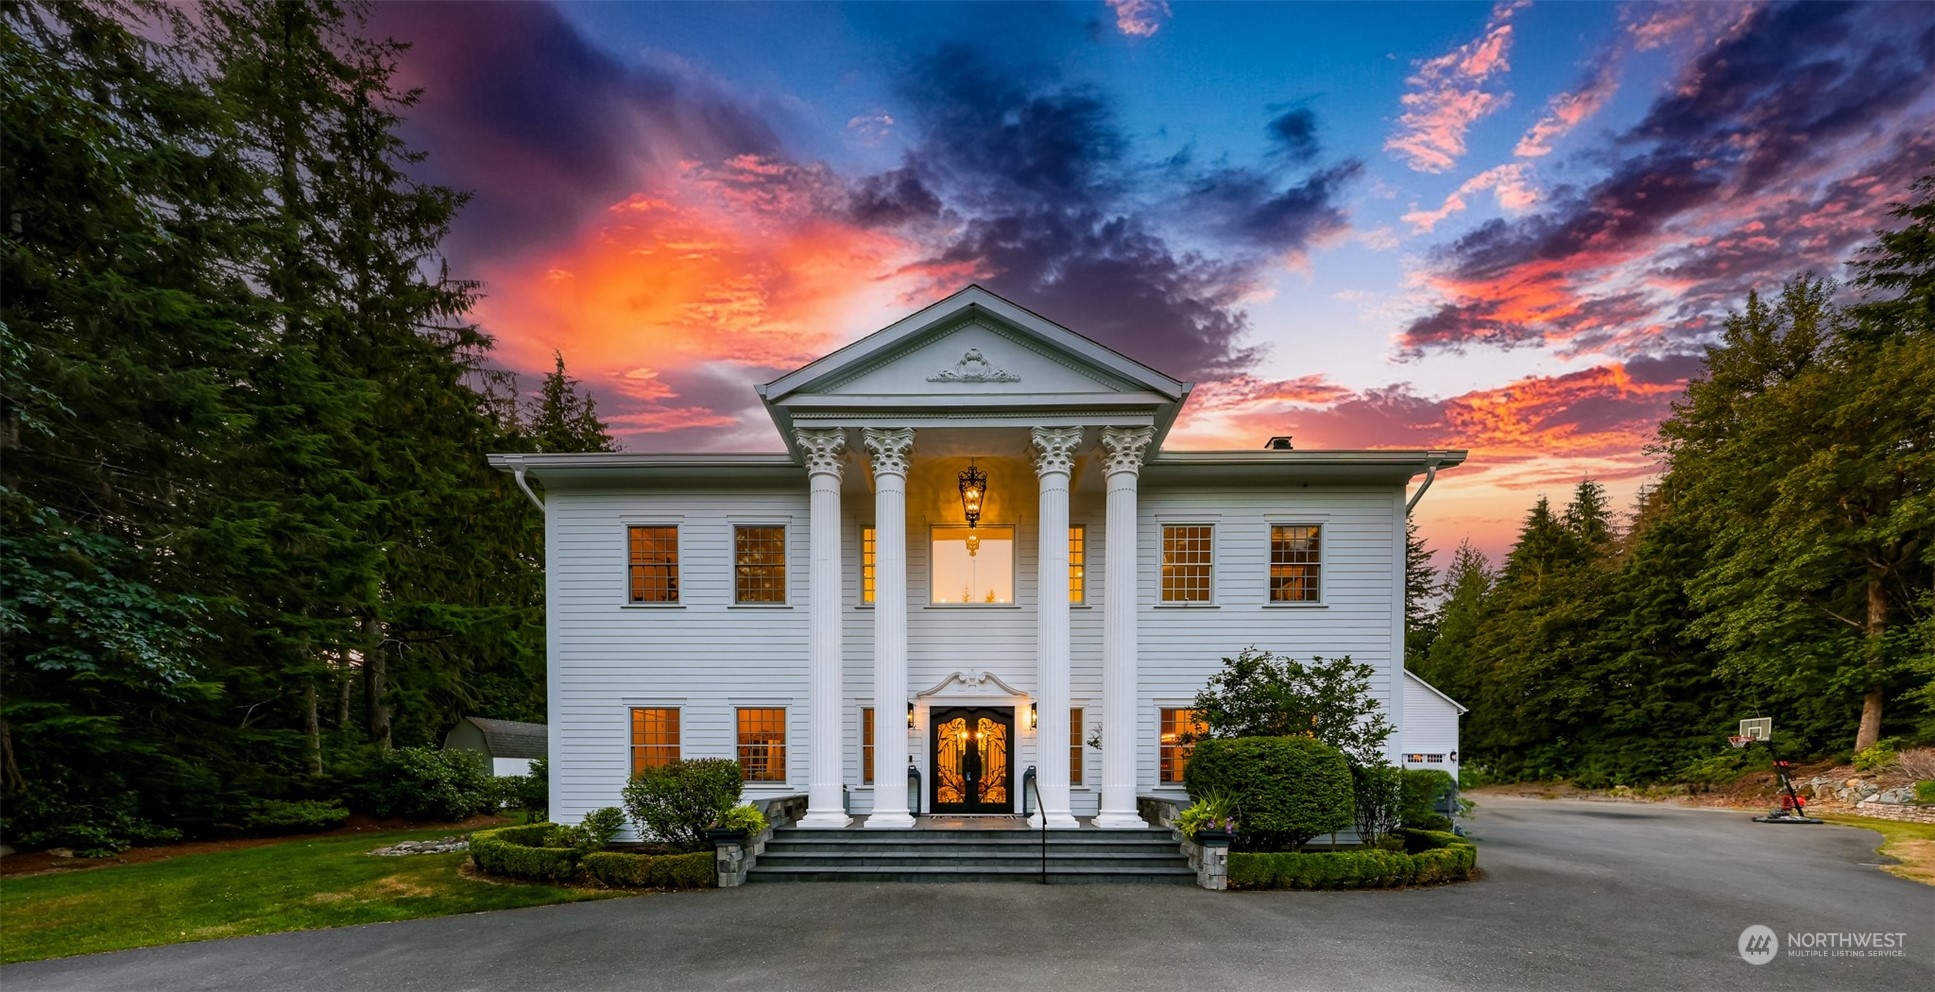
[958,461,987,529]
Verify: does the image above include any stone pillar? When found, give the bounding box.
[796,429,851,828]
[1094,427,1154,829]
[1030,427,1084,829]
[861,427,917,829]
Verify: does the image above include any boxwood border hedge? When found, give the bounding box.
[1227,830,1476,890]
[469,824,715,889]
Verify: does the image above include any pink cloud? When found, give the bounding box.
[1401,163,1541,232]
[1386,0,1528,173]
[1106,0,1171,38]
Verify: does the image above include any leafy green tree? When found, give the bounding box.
[1188,648,1394,765]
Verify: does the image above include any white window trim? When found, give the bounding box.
[1155,519,1219,608]
[856,524,876,610]
[856,698,877,788]
[729,517,795,608]
[619,518,685,608]
[1068,523,1089,607]
[1263,519,1328,608]
[926,523,1018,608]
[1153,698,1199,791]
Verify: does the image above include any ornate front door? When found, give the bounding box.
[929,707,1014,814]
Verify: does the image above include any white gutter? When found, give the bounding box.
[1404,452,1450,513]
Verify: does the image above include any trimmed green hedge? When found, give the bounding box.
[468,824,582,883]
[1228,835,1476,890]
[1185,736,1353,850]
[582,850,714,890]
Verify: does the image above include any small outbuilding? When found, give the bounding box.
[444,716,547,777]
[1401,671,1466,773]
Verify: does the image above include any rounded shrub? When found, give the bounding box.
[1185,736,1353,851]
[469,823,581,883]
[1226,835,1477,890]
[1398,768,1455,829]
[620,758,743,852]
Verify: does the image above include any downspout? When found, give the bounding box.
[512,465,544,512]
[1404,452,1447,514]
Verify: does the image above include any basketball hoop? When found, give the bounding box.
[1727,735,1752,749]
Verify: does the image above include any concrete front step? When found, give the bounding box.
[750,864,1197,884]
[748,825,1194,884]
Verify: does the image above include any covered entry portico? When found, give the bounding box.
[760,288,1191,832]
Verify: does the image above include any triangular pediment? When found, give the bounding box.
[761,286,1186,404]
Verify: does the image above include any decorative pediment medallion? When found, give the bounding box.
[914,669,1030,699]
[927,348,1020,383]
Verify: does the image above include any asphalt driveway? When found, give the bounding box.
[4,796,1931,991]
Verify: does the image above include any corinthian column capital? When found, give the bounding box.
[1029,426,1085,477]
[1100,426,1155,477]
[861,427,916,479]
[794,428,848,479]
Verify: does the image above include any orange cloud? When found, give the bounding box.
[1401,163,1541,232]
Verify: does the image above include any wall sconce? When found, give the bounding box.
[907,702,915,727]
[1028,703,1038,729]
[958,460,987,528]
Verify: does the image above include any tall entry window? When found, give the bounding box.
[1159,708,1207,783]
[1070,707,1085,784]
[861,706,875,784]
[737,707,787,782]
[930,525,1015,604]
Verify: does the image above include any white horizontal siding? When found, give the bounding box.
[1402,674,1462,770]
[545,479,1405,827]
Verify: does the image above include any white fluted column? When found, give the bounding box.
[796,429,851,827]
[1030,427,1083,828]
[1095,426,1154,829]
[861,427,916,828]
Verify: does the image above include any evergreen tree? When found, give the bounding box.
[1403,514,1438,668]
[530,352,617,453]
[1418,540,1492,705]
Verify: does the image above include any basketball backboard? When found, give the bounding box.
[1739,717,1772,741]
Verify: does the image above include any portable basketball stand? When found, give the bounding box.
[1730,717,1822,825]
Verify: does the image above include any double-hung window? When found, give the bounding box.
[1158,708,1207,783]
[1068,526,1087,604]
[734,526,786,603]
[737,707,787,782]
[1070,707,1085,784]
[861,707,875,784]
[630,708,680,772]
[1269,524,1322,602]
[1160,525,1214,603]
[627,526,679,603]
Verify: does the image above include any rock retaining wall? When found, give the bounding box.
[1851,800,1935,825]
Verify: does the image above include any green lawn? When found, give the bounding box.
[1817,812,1935,887]
[0,827,631,964]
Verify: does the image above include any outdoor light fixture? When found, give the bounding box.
[1029,703,1038,729]
[907,702,915,727]
[958,461,987,528]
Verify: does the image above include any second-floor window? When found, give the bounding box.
[1269,524,1322,602]
[1160,525,1214,603]
[861,527,876,604]
[628,526,679,603]
[1068,526,1087,604]
[735,525,786,603]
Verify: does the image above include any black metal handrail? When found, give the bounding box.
[907,762,923,818]
[1022,764,1046,884]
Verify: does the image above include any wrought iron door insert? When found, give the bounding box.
[930,707,1014,814]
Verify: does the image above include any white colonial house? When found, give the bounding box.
[490,286,1465,834]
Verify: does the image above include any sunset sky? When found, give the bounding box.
[372,0,1934,562]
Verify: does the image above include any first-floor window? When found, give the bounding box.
[1070,707,1085,784]
[631,707,680,773]
[862,706,875,784]
[1159,708,1207,783]
[737,707,787,782]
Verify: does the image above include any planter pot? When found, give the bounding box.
[1193,828,1235,848]
[706,828,751,847]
